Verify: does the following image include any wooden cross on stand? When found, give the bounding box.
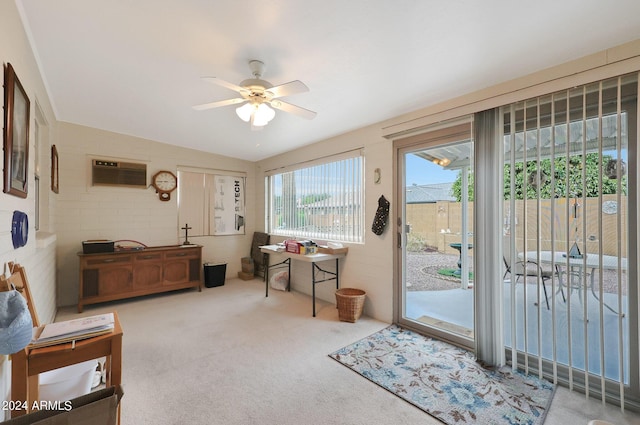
[181,223,192,245]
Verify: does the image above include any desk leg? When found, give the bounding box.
[262,253,270,297]
[265,259,269,298]
[111,333,123,425]
[10,351,28,418]
[335,259,339,291]
[110,340,123,387]
[311,259,341,318]
[27,375,38,412]
[265,258,291,297]
[287,260,291,292]
[312,263,316,317]
[262,253,269,283]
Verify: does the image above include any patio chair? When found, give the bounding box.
[503,244,564,310]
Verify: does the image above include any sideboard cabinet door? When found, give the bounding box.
[78,245,202,312]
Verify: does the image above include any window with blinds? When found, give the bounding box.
[266,152,364,243]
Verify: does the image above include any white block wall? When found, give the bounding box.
[54,122,257,307]
[1,1,60,416]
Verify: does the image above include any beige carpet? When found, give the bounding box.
[56,279,434,424]
[55,278,639,425]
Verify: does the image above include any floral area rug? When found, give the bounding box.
[329,325,555,425]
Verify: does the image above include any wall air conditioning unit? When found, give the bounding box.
[91,159,147,188]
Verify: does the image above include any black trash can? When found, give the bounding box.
[204,262,227,288]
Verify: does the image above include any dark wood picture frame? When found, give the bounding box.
[3,63,30,198]
[51,144,59,193]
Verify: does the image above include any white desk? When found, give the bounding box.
[524,251,626,314]
[260,245,346,317]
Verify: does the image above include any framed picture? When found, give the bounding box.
[3,63,30,198]
[212,175,245,235]
[51,144,59,193]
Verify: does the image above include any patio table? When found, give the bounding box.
[524,251,626,315]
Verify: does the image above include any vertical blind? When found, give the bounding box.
[177,171,208,236]
[502,73,637,408]
[266,151,364,243]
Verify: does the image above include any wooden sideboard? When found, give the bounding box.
[78,245,202,312]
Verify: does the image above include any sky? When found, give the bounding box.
[405,153,460,186]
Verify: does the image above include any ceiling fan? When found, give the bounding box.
[193,60,316,129]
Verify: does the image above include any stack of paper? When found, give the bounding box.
[260,244,285,252]
[30,313,115,348]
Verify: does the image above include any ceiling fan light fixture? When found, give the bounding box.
[237,102,276,127]
[196,59,315,125]
[235,103,254,122]
[252,103,276,127]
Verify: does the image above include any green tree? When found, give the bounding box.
[451,153,626,201]
[451,172,474,201]
[300,193,330,205]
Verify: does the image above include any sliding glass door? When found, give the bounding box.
[393,73,638,407]
[502,74,638,405]
[396,122,475,348]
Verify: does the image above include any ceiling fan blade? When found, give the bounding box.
[202,77,247,94]
[192,98,245,111]
[270,99,317,120]
[265,80,309,99]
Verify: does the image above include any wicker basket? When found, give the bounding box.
[335,288,366,323]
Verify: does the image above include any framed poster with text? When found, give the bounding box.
[212,175,245,235]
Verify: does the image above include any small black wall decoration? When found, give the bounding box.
[371,195,390,236]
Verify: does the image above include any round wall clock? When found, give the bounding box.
[151,170,177,201]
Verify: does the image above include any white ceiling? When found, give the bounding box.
[16,0,640,162]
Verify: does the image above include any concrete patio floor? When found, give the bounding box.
[405,278,630,383]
